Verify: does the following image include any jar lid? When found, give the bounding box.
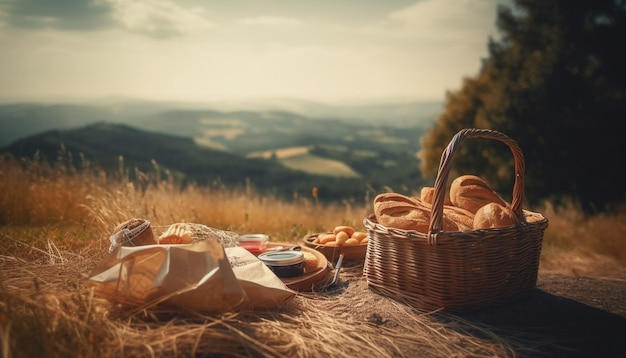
[238,234,269,242]
[258,251,304,266]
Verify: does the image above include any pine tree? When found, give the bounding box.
[419,0,626,212]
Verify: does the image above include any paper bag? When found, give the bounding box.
[87,240,296,312]
[87,240,247,313]
[225,247,295,309]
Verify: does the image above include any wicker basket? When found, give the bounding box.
[363,128,549,312]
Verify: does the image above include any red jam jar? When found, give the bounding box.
[237,234,269,255]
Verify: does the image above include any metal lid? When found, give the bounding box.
[238,234,269,242]
[258,251,304,266]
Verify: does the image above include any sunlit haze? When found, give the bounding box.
[0,0,512,104]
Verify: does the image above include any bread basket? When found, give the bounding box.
[363,128,549,312]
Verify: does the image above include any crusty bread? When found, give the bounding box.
[420,186,453,206]
[374,193,430,231]
[376,204,431,232]
[158,223,193,244]
[374,193,473,232]
[443,205,475,232]
[473,203,517,229]
[450,175,508,214]
[374,192,422,208]
[112,218,156,247]
[303,251,319,272]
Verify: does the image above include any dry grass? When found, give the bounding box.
[537,200,626,279]
[1,153,625,357]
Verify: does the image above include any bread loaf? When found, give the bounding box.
[374,192,422,208]
[108,218,156,252]
[450,175,508,214]
[443,205,475,232]
[473,203,517,229]
[374,193,430,231]
[420,186,453,206]
[376,203,430,232]
[159,223,193,244]
[374,193,473,232]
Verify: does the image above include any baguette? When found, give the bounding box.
[374,193,473,232]
[374,193,430,232]
[450,175,508,214]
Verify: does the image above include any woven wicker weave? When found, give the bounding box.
[363,128,549,312]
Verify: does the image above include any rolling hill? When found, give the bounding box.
[0,99,438,201]
[1,122,431,202]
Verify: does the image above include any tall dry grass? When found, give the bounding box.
[1,152,625,357]
[0,151,369,252]
[1,151,624,265]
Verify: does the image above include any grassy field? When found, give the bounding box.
[248,146,361,178]
[1,153,624,357]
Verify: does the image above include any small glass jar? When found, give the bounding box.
[237,234,269,255]
[257,251,305,278]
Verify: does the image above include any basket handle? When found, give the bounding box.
[429,128,525,235]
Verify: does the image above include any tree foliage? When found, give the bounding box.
[419,0,626,212]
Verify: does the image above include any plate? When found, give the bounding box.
[265,243,329,291]
[302,233,368,262]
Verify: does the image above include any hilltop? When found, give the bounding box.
[0,99,434,200]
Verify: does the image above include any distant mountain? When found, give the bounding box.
[0,98,438,200]
[1,122,430,202]
[193,97,444,126]
[2,122,306,186]
[0,98,441,148]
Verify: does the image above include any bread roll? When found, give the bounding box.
[333,225,356,237]
[303,252,319,272]
[159,223,193,244]
[450,175,508,214]
[351,231,368,243]
[473,203,517,229]
[334,231,350,245]
[443,205,475,232]
[109,218,156,252]
[420,186,453,206]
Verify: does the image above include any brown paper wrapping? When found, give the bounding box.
[87,240,295,313]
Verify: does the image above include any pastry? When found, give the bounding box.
[108,218,156,252]
[159,223,193,244]
[303,251,319,272]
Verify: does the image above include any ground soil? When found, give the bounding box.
[465,273,626,357]
[325,261,626,358]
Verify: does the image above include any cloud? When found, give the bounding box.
[0,0,509,102]
[237,16,302,26]
[108,0,215,38]
[3,0,114,30]
[1,0,215,38]
[365,0,501,44]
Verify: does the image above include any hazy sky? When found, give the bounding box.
[0,0,512,104]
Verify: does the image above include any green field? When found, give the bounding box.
[248,146,361,178]
[280,153,361,178]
